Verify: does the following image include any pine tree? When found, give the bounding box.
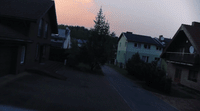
[80,7,111,71]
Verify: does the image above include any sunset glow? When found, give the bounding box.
[54,0,96,28]
[54,0,200,38]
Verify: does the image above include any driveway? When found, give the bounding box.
[0,67,131,111]
[102,65,178,111]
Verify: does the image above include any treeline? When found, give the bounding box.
[58,25,91,39]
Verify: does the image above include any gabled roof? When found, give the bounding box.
[161,22,200,58]
[0,0,58,34]
[119,32,163,47]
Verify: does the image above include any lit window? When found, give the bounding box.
[188,70,198,82]
[21,46,26,64]
[38,19,43,36]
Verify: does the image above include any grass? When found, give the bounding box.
[106,64,194,99]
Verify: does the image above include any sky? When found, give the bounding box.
[54,0,200,38]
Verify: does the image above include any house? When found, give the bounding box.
[116,32,165,68]
[154,35,172,71]
[51,27,71,49]
[161,22,200,91]
[0,0,58,77]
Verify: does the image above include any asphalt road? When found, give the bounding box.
[102,65,179,111]
[0,67,131,111]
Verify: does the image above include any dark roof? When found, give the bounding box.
[0,0,58,34]
[161,22,200,58]
[164,38,171,44]
[121,32,162,47]
[0,0,53,20]
[183,24,200,54]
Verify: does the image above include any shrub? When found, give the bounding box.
[126,53,146,80]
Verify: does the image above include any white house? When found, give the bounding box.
[51,27,71,49]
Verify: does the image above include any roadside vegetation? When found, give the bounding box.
[107,53,194,98]
[61,7,117,75]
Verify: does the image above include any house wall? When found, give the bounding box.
[167,63,200,91]
[126,42,162,63]
[14,11,52,74]
[116,34,127,65]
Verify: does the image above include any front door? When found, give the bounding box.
[174,68,182,83]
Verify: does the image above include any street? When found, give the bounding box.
[102,65,178,111]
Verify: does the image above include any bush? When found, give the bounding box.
[126,53,172,93]
[126,53,146,80]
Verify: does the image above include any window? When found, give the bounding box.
[156,47,162,51]
[43,45,46,56]
[120,42,121,47]
[175,68,182,79]
[155,57,160,61]
[118,51,120,55]
[188,70,198,82]
[144,44,151,49]
[134,43,141,48]
[125,42,127,47]
[44,22,48,38]
[35,44,39,60]
[38,19,43,36]
[142,56,149,63]
[20,46,26,64]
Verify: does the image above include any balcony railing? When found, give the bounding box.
[165,52,198,64]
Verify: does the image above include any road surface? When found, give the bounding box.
[102,65,178,111]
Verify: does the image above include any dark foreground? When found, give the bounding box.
[0,67,131,111]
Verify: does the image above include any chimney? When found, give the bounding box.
[126,31,132,34]
[192,22,200,27]
[159,35,164,41]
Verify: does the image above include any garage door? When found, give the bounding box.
[0,47,17,77]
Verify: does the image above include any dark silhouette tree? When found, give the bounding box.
[80,7,111,70]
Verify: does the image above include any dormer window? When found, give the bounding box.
[38,19,43,37]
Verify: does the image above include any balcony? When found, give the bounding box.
[165,52,200,65]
